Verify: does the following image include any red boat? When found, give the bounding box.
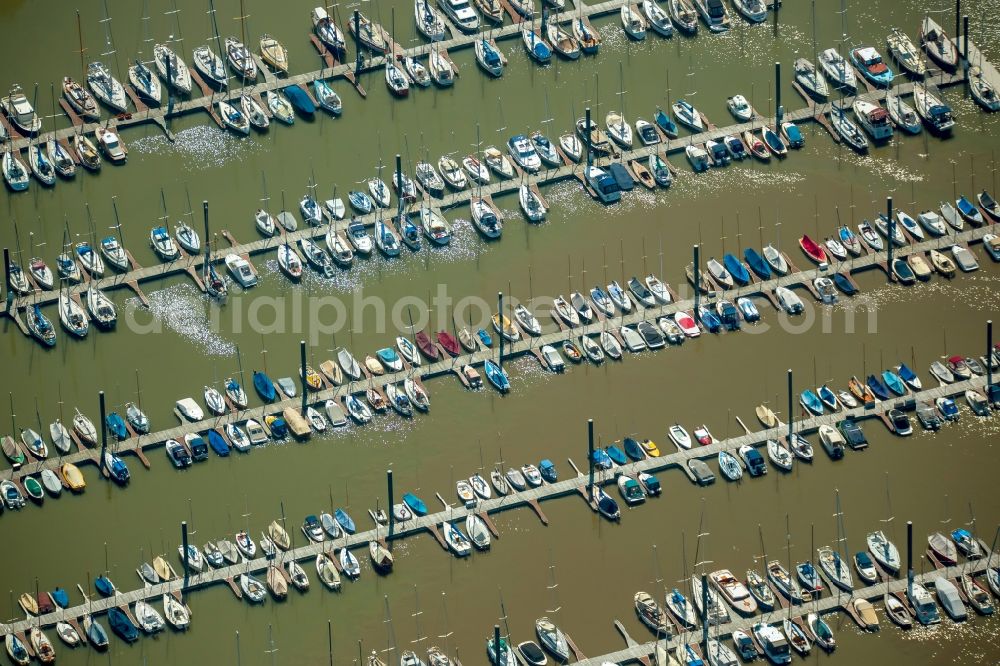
[798,234,828,264]
[414,331,440,361]
[436,330,461,357]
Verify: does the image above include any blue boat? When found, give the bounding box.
[188,435,209,460]
[539,459,557,483]
[623,437,646,461]
[738,298,760,322]
[591,448,613,470]
[95,575,116,597]
[108,607,139,643]
[207,429,230,456]
[106,453,130,484]
[5,634,29,662]
[605,445,627,466]
[800,390,824,415]
[106,412,128,440]
[723,253,751,285]
[783,122,804,148]
[50,587,69,608]
[403,492,428,516]
[677,644,705,666]
[833,273,857,295]
[594,488,620,521]
[897,363,921,390]
[849,46,894,87]
[696,306,721,333]
[881,370,906,396]
[639,472,661,495]
[477,328,493,348]
[85,615,109,649]
[938,397,959,420]
[398,214,421,249]
[334,508,356,534]
[484,359,510,393]
[743,247,771,280]
[253,371,276,402]
[268,417,287,438]
[283,84,315,114]
[839,225,859,249]
[523,31,551,63]
[377,347,401,369]
[817,385,839,411]
[654,107,678,139]
[957,196,982,224]
[348,190,374,215]
[866,374,891,400]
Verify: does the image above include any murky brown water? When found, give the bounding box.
[2,0,1000,663]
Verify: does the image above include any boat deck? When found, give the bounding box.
[0,372,991,639]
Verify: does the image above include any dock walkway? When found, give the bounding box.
[1,218,994,487]
[0,373,990,639]
[0,65,972,318]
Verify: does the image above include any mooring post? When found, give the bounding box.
[497,291,504,369]
[493,625,501,666]
[182,520,190,588]
[886,196,894,279]
[99,390,107,471]
[395,154,404,220]
[3,248,11,313]
[387,469,395,541]
[787,368,793,440]
[300,340,308,415]
[963,15,970,72]
[587,418,595,496]
[700,572,709,649]
[584,106,593,169]
[906,520,913,595]
[987,320,995,405]
[775,62,783,128]
[693,244,701,313]
[202,200,211,269]
[955,0,960,53]
[328,620,334,666]
[353,10,363,74]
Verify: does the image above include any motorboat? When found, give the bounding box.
[850,45,894,87]
[693,0,730,32]
[853,99,893,141]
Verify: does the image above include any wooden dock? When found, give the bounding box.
[1,59,976,325]
[0,368,994,642]
[1,217,996,490]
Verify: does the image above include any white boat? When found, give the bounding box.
[726,94,753,122]
[442,521,472,556]
[668,424,691,449]
[852,100,893,141]
[818,47,856,89]
[605,111,633,148]
[58,292,88,338]
[766,439,793,470]
[731,0,766,22]
[866,530,900,572]
[886,27,926,76]
[428,53,454,89]
[415,0,448,41]
[794,58,829,99]
[970,66,1000,112]
[225,36,257,79]
[86,62,128,113]
[438,0,481,32]
[162,594,190,629]
[641,0,673,35]
[217,99,250,135]
[154,44,192,93]
[829,106,868,152]
[519,184,547,221]
[686,145,710,172]
[193,45,228,87]
[621,5,647,39]
[266,91,294,124]
[912,83,955,133]
[241,94,269,129]
[693,0,730,32]
[225,254,257,287]
[884,90,922,134]
[546,22,581,59]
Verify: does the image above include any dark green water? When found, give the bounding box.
[2,0,1000,663]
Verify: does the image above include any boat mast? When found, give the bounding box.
[784,514,793,621]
